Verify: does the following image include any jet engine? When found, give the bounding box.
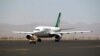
[26,34,32,40]
[55,34,62,42]
[26,34,38,44]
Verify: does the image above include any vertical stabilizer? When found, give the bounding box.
[55,12,61,27]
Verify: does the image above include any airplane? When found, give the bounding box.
[13,12,91,44]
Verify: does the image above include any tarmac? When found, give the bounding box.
[0,40,100,56]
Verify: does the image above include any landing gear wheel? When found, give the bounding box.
[29,40,36,44]
[29,41,36,44]
[37,38,42,42]
[55,39,60,42]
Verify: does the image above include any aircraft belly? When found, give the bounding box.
[34,32,54,37]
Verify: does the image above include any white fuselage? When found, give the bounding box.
[33,26,60,37]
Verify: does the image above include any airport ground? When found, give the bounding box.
[0,40,100,56]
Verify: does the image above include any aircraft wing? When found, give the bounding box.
[60,28,75,30]
[13,31,34,34]
[50,31,92,34]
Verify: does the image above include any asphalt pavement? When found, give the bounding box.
[0,40,100,56]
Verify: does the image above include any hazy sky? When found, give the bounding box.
[0,0,100,25]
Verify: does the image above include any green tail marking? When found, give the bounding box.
[55,12,61,27]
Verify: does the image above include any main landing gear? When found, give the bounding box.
[29,40,36,44]
[29,38,42,44]
[37,38,42,42]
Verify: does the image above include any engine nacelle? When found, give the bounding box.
[26,34,38,41]
[26,34,32,40]
[55,34,62,41]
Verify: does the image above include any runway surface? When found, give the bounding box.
[0,40,100,56]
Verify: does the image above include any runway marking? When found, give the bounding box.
[0,48,30,51]
[70,45,100,49]
[0,45,100,51]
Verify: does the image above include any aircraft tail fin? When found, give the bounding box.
[55,12,61,27]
